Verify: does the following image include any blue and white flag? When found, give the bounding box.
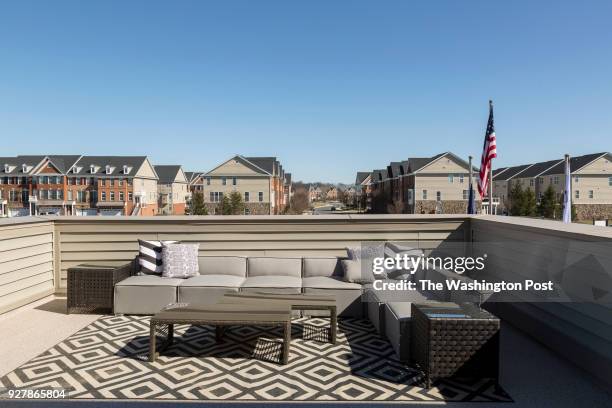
[562,155,571,223]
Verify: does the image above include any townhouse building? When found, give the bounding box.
[308,185,323,203]
[0,155,159,217]
[361,152,480,214]
[494,152,612,220]
[355,172,373,211]
[154,165,190,215]
[192,155,291,215]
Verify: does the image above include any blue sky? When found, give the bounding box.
[1,0,611,183]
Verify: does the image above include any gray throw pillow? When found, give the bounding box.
[345,243,386,282]
[341,259,367,283]
[384,243,424,280]
[161,243,200,279]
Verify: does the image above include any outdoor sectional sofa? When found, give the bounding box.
[113,253,485,361]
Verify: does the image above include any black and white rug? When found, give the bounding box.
[0,316,511,402]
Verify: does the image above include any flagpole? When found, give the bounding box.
[469,155,473,189]
[488,100,494,215]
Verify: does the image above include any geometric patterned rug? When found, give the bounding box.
[0,315,512,402]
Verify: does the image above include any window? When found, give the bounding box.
[588,190,594,199]
[258,191,264,202]
[459,174,464,184]
[538,177,544,185]
[574,176,579,183]
[119,192,124,201]
[127,178,132,186]
[42,176,49,184]
[67,190,73,201]
[232,177,237,186]
[609,176,612,187]
[118,179,123,187]
[128,192,133,201]
[110,179,115,187]
[448,174,454,183]
[422,190,427,200]
[463,190,468,200]
[222,177,227,186]
[244,192,250,202]
[244,208,250,215]
[538,192,542,200]
[553,176,559,185]
[206,177,211,185]
[575,190,579,199]
[101,191,106,201]
[110,192,115,201]
[210,192,223,202]
[436,191,441,201]
[10,189,18,202]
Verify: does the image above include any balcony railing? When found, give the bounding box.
[0,214,611,389]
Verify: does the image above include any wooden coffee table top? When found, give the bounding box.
[220,292,337,308]
[152,303,291,323]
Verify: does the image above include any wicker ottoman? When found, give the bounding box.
[67,264,131,314]
[411,302,500,388]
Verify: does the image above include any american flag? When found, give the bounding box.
[478,100,497,198]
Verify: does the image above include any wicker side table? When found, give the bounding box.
[67,264,131,314]
[411,302,500,388]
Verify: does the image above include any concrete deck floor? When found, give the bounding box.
[0,296,611,407]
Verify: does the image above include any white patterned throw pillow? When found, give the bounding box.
[138,240,178,275]
[161,243,200,279]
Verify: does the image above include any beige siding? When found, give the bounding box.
[203,177,271,203]
[574,156,612,174]
[414,175,471,201]
[418,155,468,173]
[209,158,263,175]
[53,215,468,290]
[0,219,55,314]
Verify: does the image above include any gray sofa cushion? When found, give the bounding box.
[198,256,246,277]
[303,257,343,278]
[114,275,182,315]
[179,274,245,288]
[178,275,243,306]
[247,257,302,277]
[116,275,184,287]
[241,275,302,288]
[302,276,362,290]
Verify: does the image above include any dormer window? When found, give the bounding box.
[123,165,129,175]
[4,164,9,173]
[105,165,111,175]
[22,164,27,173]
[90,165,95,174]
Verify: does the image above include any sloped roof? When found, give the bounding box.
[355,172,370,185]
[514,159,563,178]
[541,152,611,176]
[245,157,276,175]
[154,165,183,184]
[72,156,149,176]
[492,164,533,181]
[386,162,402,178]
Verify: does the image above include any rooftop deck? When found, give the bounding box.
[0,214,611,406]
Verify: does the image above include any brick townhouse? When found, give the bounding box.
[0,155,159,217]
[359,152,480,214]
[187,155,292,215]
[154,165,190,215]
[493,152,612,220]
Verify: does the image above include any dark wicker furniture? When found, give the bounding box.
[221,292,338,343]
[67,264,131,314]
[149,303,292,364]
[411,302,500,388]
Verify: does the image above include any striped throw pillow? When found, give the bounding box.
[138,240,178,275]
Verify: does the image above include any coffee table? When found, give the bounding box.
[149,303,292,364]
[220,292,338,344]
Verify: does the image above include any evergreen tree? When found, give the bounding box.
[509,182,525,216]
[228,191,245,215]
[189,192,208,215]
[523,189,537,216]
[539,185,557,218]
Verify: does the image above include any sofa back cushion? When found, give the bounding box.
[198,256,247,277]
[248,257,302,277]
[303,257,343,278]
